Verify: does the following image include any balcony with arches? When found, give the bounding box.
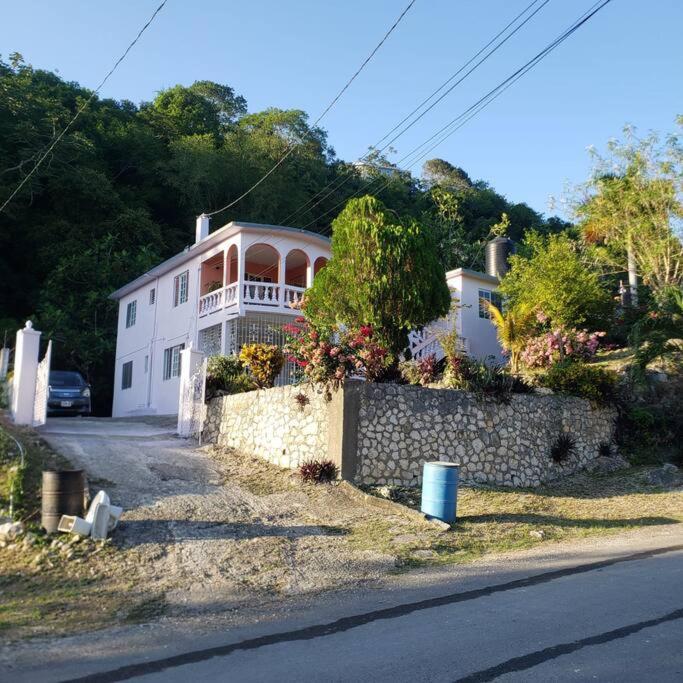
[198,239,328,320]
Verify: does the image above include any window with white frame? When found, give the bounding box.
[162,343,184,380]
[478,289,502,319]
[121,361,133,389]
[173,271,189,307]
[149,288,156,305]
[125,300,137,328]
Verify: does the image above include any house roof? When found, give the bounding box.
[445,267,499,286]
[109,221,331,301]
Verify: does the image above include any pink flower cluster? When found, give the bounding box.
[521,328,605,369]
[283,320,389,388]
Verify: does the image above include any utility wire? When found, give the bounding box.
[297,0,612,234]
[204,0,418,219]
[0,0,168,215]
[280,0,550,228]
[215,0,613,285]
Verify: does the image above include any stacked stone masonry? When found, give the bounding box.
[203,385,330,470]
[354,384,616,487]
[203,383,616,488]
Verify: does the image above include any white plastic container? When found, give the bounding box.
[57,515,92,536]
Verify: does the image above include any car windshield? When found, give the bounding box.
[49,371,85,387]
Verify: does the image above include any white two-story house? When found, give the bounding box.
[110,216,330,417]
[110,215,506,418]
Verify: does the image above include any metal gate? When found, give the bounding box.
[178,356,207,440]
[33,340,52,427]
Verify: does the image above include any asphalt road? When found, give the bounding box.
[8,418,681,682]
[24,534,680,683]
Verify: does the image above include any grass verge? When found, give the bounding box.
[351,466,683,567]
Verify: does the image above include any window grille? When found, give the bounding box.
[126,300,137,328]
[198,324,222,356]
[121,361,133,389]
[163,343,185,380]
[225,313,301,385]
[173,271,189,307]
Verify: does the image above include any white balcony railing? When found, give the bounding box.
[198,288,223,316]
[198,281,305,317]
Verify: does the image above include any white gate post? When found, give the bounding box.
[11,321,42,425]
[177,347,205,437]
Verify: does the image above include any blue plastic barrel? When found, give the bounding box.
[420,462,460,523]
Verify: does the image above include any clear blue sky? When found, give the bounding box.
[2,0,681,218]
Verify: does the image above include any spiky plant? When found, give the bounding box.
[482,301,536,374]
[550,433,577,465]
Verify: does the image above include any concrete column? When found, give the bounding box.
[277,250,285,309]
[305,253,314,288]
[177,346,205,437]
[11,321,42,425]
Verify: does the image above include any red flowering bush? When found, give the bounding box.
[400,353,438,386]
[283,319,390,392]
[521,327,605,369]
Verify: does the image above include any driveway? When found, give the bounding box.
[36,416,398,612]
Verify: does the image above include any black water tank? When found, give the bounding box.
[485,237,515,279]
[41,469,85,533]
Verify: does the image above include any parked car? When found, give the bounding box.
[48,371,91,415]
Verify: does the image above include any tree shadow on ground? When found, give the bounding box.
[116,519,348,547]
[455,513,679,529]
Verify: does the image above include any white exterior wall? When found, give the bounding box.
[112,223,331,417]
[447,270,504,363]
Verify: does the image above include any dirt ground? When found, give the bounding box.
[2,415,681,642]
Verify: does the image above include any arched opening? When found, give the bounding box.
[244,244,279,283]
[313,256,328,277]
[226,244,238,284]
[285,249,309,287]
[200,253,224,295]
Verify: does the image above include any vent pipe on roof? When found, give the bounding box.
[485,237,515,279]
[195,214,210,243]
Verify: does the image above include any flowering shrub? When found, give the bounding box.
[400,353,438,386]
[239,343,284,388]
[520,328,605,369]
[205,354,255,398]
[283,319,390,392]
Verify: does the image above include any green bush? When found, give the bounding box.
[444,355,533,403]
[205,355,255,398]
[539,361,618,405]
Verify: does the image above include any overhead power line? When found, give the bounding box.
[204,0,418,218]
[245,0,613,284]
[0,1,168,215]
[297,0,613,234]
[280,0,551,228]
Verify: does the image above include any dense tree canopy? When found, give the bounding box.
[499,232,612,330]
[304,195,451,357]
[0,53,567,412]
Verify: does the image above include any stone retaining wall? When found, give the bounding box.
[203,382,616,488]
[202,385,333,470]
[352,384,616,487]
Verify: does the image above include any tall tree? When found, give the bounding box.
[499,232,612,330]
[575,121,683,302]
[304,195,451,357]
